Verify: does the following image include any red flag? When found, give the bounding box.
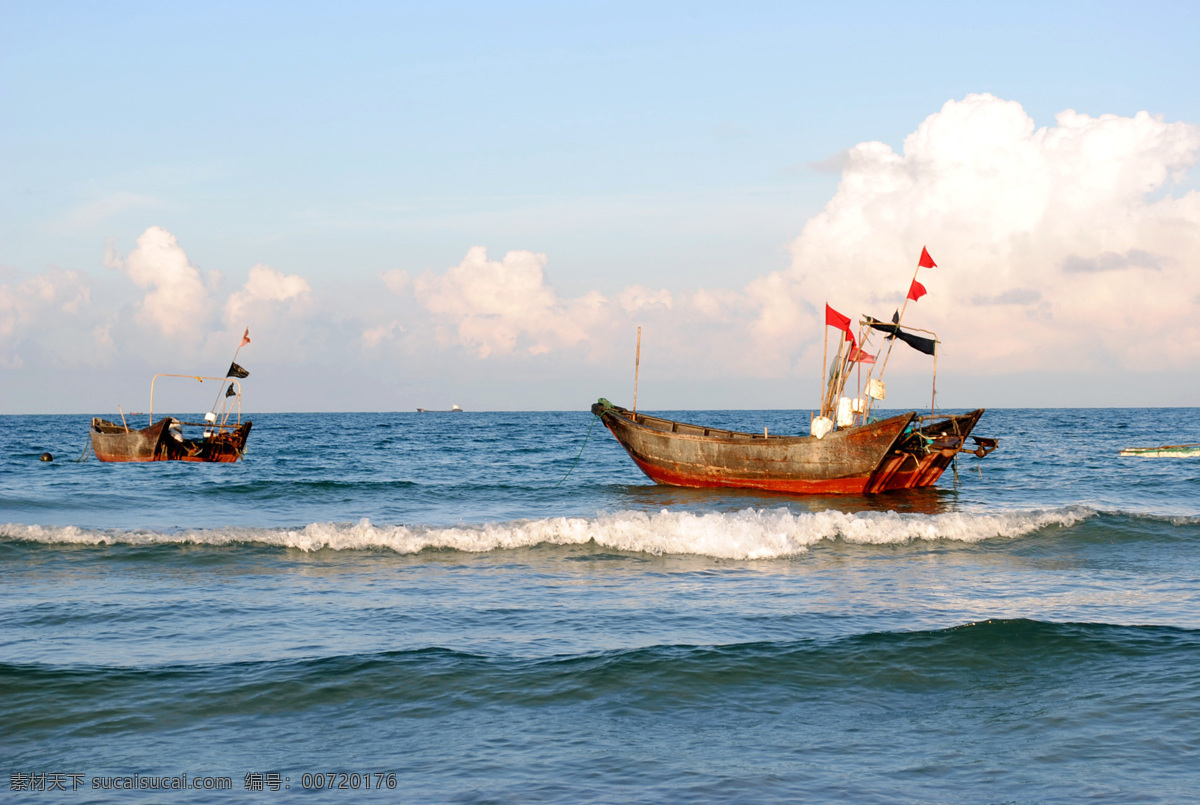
[824,304,856,346]
[849,346,875,364]
[824,303,850,331]
[240,327,251,347]
[918,246,937,268]
[907,279,927,302]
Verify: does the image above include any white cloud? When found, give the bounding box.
[412,246,609,358]
[109,226,217,339]
[0,268,91,341]
[362,320,404,349]
[0,267,93,369]
[748,93,1200,374]
[10,94,1200,411]
[619,285,673,313]
[380,269,410,295]
[224,264,312,327]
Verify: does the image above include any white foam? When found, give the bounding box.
[1,506,1094,559]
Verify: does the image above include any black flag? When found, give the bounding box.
[227,362,250,379]
[225,384,237,397]
[865,315,937,356]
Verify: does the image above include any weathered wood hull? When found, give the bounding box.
[591,400,989,495]
[591,401,915,494]
[865,409,987,493]
[90,417,252,463]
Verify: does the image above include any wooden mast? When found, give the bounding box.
[633,326,642,417]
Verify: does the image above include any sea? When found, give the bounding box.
[3,407,1199,803]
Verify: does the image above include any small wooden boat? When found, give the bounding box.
[90,333,254,462]
[1118,443,1200,458]
[91,414,252,463]
[591,399,994,494]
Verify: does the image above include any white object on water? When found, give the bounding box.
[1118,444,1200,457]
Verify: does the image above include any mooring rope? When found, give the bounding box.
[74,438,92,463]
[553,414,599,487]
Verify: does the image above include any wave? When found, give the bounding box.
[1,506,1094,558]
[5,621,1198,721]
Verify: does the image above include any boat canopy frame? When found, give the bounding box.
[149,374,242,429]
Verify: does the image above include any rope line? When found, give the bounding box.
[553,414,599,487]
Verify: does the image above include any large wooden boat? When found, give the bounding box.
[591,247,996,494]
[591,399,993,494]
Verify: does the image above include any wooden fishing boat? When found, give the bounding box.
[591,399,994,494]
[89,330,254,463]
[91,414,252,463]
[1118,443,1200,458]
[591,247,996,494]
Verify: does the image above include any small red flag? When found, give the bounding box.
[825,303,850,331]
[918,246,937,268]
[849,346,875,364]
[907,279,927,302]
[824,304,856,346]
[240,327,251,347]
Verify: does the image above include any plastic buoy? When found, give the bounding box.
[40,452,54,462]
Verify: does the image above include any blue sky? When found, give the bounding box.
[3,1,1199,412]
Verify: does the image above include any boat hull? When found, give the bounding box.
[1119,444,1200,457]
[592,401,916,494]
[90,417,252,463]
[591,400,989,495]
[865,409,987,492]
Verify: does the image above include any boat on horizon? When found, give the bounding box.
[592,248,996,495]
[417,404,464,412]
[1118,442,1200,458]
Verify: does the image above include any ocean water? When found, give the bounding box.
[3,407,1200,803]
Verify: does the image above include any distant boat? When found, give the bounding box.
[1118,443,1200,458]
[417,405,464,412]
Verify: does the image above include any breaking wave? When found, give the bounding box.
[1,506,1093,559]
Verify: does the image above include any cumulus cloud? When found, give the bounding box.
[619,285,673,313]
[412,246,610,357]
[224,264,312,326]
[0,267,93,369]
[10,94,1200,410]
[362,321,404,349]
[108,226,218,339]
[380,269,410,295]
[749,93,1200,374]
[1061,249,1164,273]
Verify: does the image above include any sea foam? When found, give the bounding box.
[2,506,1093,559]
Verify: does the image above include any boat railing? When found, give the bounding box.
[149,374,242,427]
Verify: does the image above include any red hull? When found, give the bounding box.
[592,400,991,495]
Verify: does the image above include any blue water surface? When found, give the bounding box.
[3,408,1200,803]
